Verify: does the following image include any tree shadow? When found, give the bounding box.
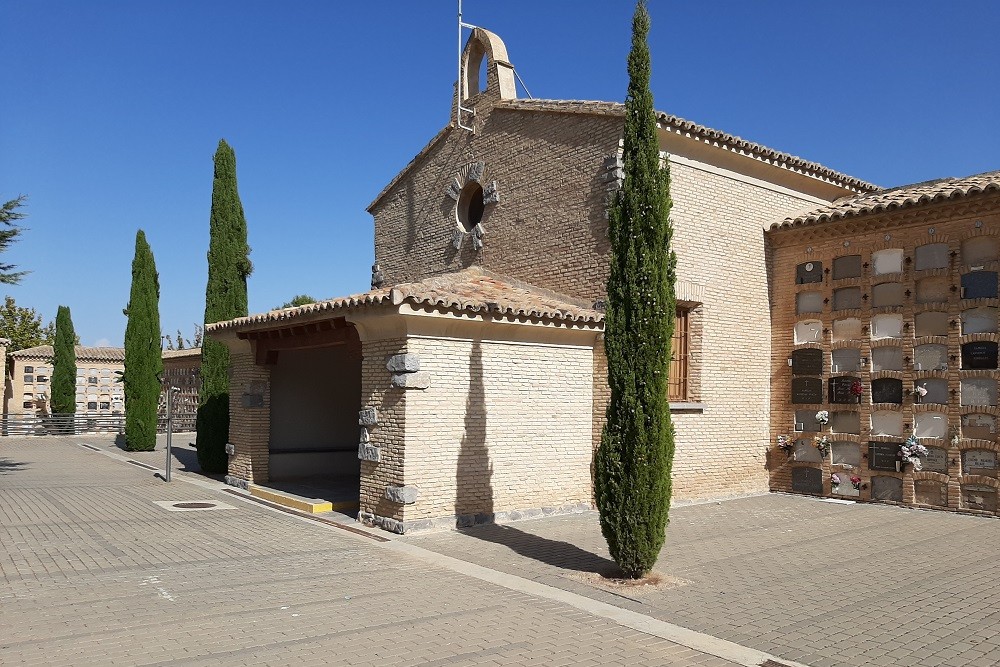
[454,340,494,526]
[0,458,28,475]
[457,521,621,575]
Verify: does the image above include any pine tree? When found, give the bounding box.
[197,139,252,473]
[51,305,77,420]
[593,1,677,579]
[124,230,163,451]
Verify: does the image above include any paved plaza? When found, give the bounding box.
[2,436,999,666]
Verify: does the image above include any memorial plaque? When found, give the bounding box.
[794,439,823,463]
[962,413,996,440]
[872,476,904,502]
[914,344,948,371]
[914,480,948,507]
[915,243,949,270]
[961,307,998,334]
[792,348,823,376]
[796,261,823,284]
[923,447,949,473]
[914,311,949,337]
[829,376,860,404]
[920,379,950,405]
[833,287,862,310]
[916,276,949,304]
[872,346,903,371]
[962,271,998,300]
[873,249,904,275]
[871,411,904,437]
[796,291,824,315]
[962,342,998,370]
[792,377,823,404]
[962,485,997,512]
[791,466,823,494]
[962,449,997,477]
[871,378,903,404]
[831,348,861,373]
[962,237,999,266]
[831,441,862,468]
[868,441,900,471]
[872,281,904,307]
[833,255,862,279]
[961,379,998,407]
[831,473,860,497]
[795,409,821,432]
[831,411,860,435]
[872,313,903,339]
[914,412,947,439]
[241,392,264,408]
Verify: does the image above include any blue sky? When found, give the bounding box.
[2,1,998,347]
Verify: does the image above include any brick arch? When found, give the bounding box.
[912,470,949,483]
[957,474,999,489]
[460,28,516,102]
[955,440,1000,455]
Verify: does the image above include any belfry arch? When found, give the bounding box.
[460,28,516,103]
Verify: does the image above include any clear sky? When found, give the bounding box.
[2,1,998,347]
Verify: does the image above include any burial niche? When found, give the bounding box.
[797,291,824,315]
[872,476,904,502]
[962,271,998,299]
[831,411,861,434]
[794,439,823,463]
[796,261,823,284]
[963,450,997,476]
[871,314,903,339]
[917,379,949,405]
[916,276,950,304]
[962,485,997,512]
[833,287,862,311]
[962,413,997,440]
[922,446,949,473]
[914,480,948,507]
[795,409,822,432]
[872,346,903,371]
[833,318,863,342]
[962,341,998,370]
[962,237,998,266]
[961,378,998,406]
[833,255,862,280]
[792,348,823,375]
[915,243,949,270]
[791,466,823,494]
[829,376,861,404]
[831,348,861,373]
[794,320,823,344]
[871,410,904,437]
[961,307,998,334]
[914,411,948,439]
[914,311,949,337]
[872,282,904,307]
[869,442,900,471]
[872,249,904,275]
[871,378,903,404]
[831,441,862,468]
[792,377,823,404]
[914,344,948,371]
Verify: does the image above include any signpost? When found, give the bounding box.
[165,386,179,482]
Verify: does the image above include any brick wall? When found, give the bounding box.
[227,348,270,483]
[769,195,1000,517]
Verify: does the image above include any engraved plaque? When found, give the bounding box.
[792,377,823,404]
[829,376,860,404]
[872,476,904,502]
[795,410,821,432]
[241,393,264,408]
[833,287,862,310]
[831,411,860,434]
[831,348,861,373]
[871,378,903,404]
[792,348,823,376]
[872,346,903,371]
[791,467,823,494]
[923,447,949,473]
[872,281,904,307]
[796,261,823,284]
[914,480,948,507]
[962,413,997,440]
[831,472,860,497]
[914,344,948,371]
[915,243,949,270]
[962,271,998,299]
[794,439,823,463]
[869,442,899,471]
[962,485,997,512]
[961,307,998,334]
[833,255,862,279]
[831,441,861,468]
[796,291,824,315]
[962,449,997,477]
[961,378,998,407]
[962,342,998,370]
[920,379,950,405]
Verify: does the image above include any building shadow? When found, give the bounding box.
[0,457,28,475]
[455,340,494,525]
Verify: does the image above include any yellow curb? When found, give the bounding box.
[248,484,333,514]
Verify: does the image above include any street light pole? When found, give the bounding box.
[165,386,179,482]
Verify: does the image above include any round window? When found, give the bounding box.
[457,182,485,232]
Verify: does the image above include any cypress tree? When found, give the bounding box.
[51,305,77,429]
[124,230,163,451]
[594,1,677,579]
[197,139,252,473]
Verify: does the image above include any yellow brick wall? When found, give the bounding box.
[227,349,270,484]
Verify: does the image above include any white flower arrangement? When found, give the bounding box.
[815,410,829,425]
[899,434,929,470]
[813,435,831,457]
[915,385,928,397]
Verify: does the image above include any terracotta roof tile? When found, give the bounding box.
[10,345,126,362]
[162,347,202,359]
[206,268,602,334]
[773,170,1000,230]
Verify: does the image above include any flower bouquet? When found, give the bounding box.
[850,380,863,403]
[899,434,928,471]
[776,434,794,454]
[831,473,842,489]
[815,410,829,425]
[813,435,830,457]
[850,475,862,490]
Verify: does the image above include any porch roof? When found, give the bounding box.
[206,268,604,335]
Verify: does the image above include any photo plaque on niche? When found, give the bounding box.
[792,348,823,376]
[791,466,823,494]
[871,378,903,404]
[962,342,999,370]
[792,377,823,404]
[962,271,999,300]
[796,261,823,284]
[868,442,899,471]
[828,376,860,404]
[871,476,904,502]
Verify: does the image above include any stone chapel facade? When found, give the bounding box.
[209,28,998,532]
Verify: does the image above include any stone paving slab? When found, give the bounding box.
[402,495,1000,667]
[0,437,745,666]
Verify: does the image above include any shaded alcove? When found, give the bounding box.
[833,287,862,310]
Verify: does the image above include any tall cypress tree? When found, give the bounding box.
[594,1,677,579]
[197,139,252,473]
[51,305,77,428]
[124,230,163,451]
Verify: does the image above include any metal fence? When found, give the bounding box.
[0,412,198,436]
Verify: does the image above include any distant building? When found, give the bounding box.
[160,348,201,431]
